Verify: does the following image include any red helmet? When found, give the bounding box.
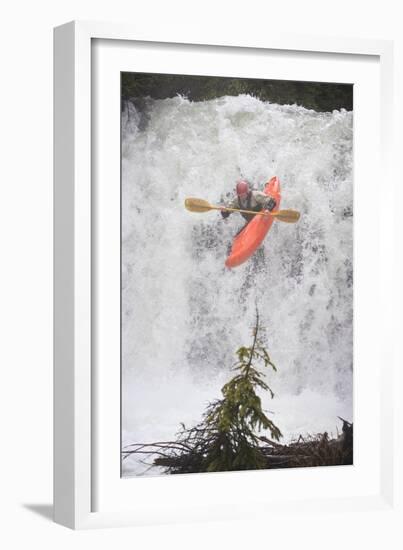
[236,180,250,197]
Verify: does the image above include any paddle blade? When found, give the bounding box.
[185,197,214,213]
[271,209,300,223]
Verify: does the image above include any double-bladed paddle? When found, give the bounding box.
[185,197,300,224]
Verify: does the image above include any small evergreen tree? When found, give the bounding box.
[123,310,353,472]
[154,310,282,473]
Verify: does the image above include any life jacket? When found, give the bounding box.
[237,192,263,222]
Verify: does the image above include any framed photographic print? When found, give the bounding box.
[54,21,396,529]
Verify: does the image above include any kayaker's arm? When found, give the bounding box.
[220,197,238,219]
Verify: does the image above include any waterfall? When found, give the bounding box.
[121,95,353,476]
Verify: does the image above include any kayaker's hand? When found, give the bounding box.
[221,209,230,219]
[265,197,276,211]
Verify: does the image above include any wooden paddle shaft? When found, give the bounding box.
[213,205,273,217]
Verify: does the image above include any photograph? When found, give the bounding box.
[120,72,354,477]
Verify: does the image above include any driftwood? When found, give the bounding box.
[122,418,353,474]
[258,417,353,468]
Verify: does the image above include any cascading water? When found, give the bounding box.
[121,94,353,476]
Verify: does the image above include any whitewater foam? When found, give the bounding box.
[121,95,353,476]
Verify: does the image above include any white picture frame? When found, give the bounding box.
[54,20,396,530]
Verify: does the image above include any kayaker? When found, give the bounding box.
[221,180,277,223]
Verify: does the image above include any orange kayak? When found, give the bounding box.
[225,176,281,268]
